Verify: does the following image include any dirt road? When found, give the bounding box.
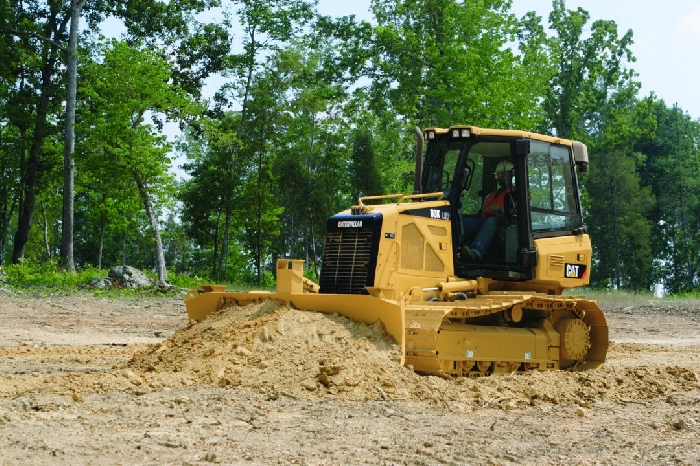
[0,294,697,465]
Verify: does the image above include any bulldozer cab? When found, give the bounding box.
[421,126,587,283]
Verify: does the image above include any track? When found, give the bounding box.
[404,294,608,377]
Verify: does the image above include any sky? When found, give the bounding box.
[317,0,700,119]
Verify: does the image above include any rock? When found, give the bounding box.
[318,372,332,387]
[576,407,586,417]
[302,379,318,391]
[108,266,154,289]
[89,277,113,288]
[204,452,221,463]
[122,369,142,386]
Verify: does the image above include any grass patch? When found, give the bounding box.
[0,263,273,299]
[565,287,700,308]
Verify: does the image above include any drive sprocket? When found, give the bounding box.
[552,314,591,368]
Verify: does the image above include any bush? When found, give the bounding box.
[167,269,207,289]
[1,262,183,298]
[2,262,102,289]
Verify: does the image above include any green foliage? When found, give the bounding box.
[544,0,637,139]
[2,262,102,289]
[570,286,700,307]
[165,269,205,289]
[586,151,654,290]
[670,290,700,301]
[2,0,700,295]
[369,0,544,129]
[635,101,700,293]
[350,129,384,200]
[0,262,209,298]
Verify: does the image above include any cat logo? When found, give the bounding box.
[565,263,587,279]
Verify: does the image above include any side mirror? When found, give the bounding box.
[572,141,589,173]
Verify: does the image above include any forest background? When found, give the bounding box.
[1,0,698,294]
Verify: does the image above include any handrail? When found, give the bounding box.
[357,191,445,206]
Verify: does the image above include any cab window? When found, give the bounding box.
[528,141,580,231]
[424,144,460,194]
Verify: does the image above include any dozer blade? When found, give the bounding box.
[186,286,406,365]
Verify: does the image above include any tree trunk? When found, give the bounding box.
[134,174,167,285]
[40,202,51,261]
[211,209,221,280]
[216,25,257,282]
[13,121,45,263]
[60,0,84,272]
[2,119,23,264]
[256,135,263,284]
[611,176,621,289]
[218,196,232,281]
[97,212,106,270]
[122,232,127,267]
[0,185,17,265]
[11,10,66,264]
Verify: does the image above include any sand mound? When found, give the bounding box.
[128,300,444,402]
[125,301,699,407]
[2,300,696,408]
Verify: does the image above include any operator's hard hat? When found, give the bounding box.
[493,160,514,176]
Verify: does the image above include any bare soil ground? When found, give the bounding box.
[0,293,698,465]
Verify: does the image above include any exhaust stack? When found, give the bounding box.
[413,126,423,194]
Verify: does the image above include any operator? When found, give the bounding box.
[461,160,515,261]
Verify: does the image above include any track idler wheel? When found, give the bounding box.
[475,361,492,373]
[555,318,591,368]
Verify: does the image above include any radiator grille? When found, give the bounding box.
[549,255,565,268]
[320,227,376,294]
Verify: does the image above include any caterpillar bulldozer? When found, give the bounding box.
[185,125,608,377]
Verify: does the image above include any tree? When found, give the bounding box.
[1,1,70,264]
[636,100,700,293]
[586,151,653,289]
[79,40,199,284]
[261,41,357,278]
[350,129,384,201]
[180,113,246,281]
[543,0,637,140]
[60,0,88,272]
[178,0,316,281]
[0,101,21,264]
[1,0,229,268]
[368,0,545,129]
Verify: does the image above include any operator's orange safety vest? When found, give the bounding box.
[480,186,515,219]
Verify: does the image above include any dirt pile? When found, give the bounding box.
[126,300,699,408]
[128,300,437,402]
[1,300,697,410]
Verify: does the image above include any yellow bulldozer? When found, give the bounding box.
[185,125,608,377]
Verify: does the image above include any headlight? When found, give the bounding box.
[451,128,471,138]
